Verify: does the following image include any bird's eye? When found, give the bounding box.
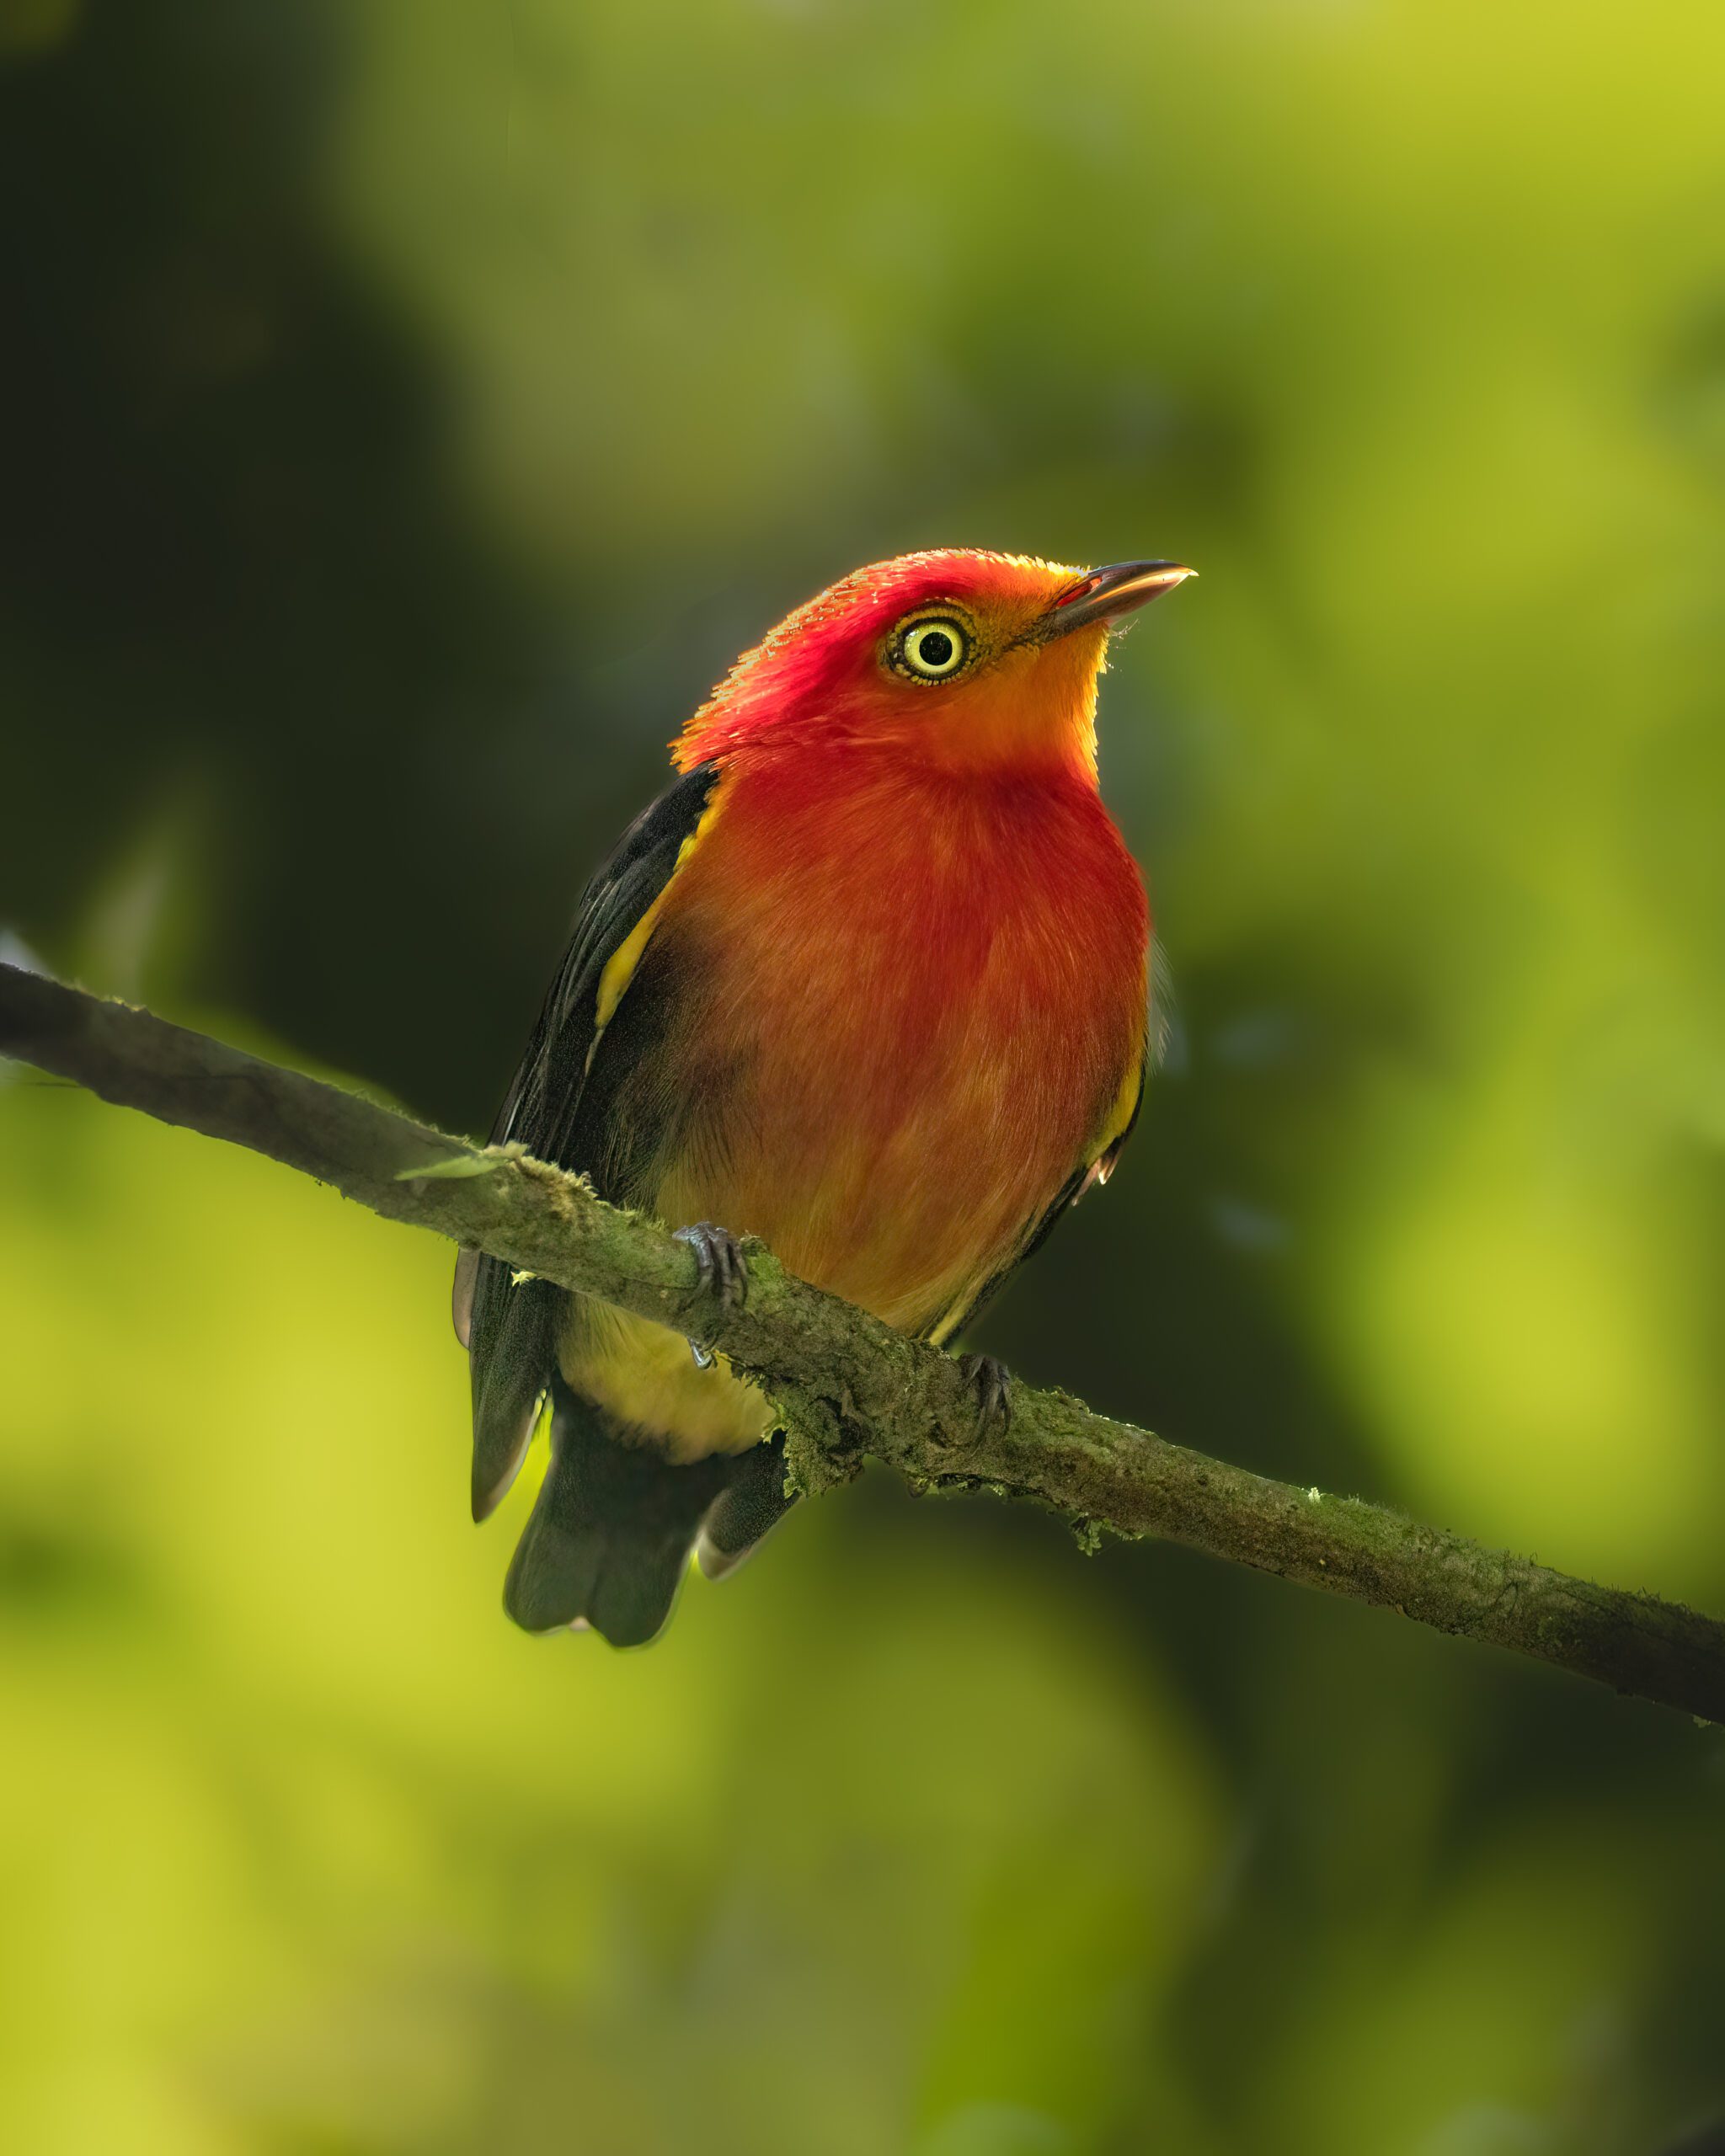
[892,616,972,682]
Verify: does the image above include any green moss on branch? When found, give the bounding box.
[3,959,1722,1722]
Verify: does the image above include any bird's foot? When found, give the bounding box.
[676,1221,750,1312]
[957,1353,1012,1440]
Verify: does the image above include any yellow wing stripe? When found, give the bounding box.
[927,1298,975,1350]
[585,785,728,1071]
[925,1031,1146,1350]
[1092,1043,1144,1178]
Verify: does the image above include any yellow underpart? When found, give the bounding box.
[562,1299,773,1462]
[587,786,728,1070]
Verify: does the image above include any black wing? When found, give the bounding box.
[455,762,720,1518]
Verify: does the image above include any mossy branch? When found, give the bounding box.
[3,958,1722,1722]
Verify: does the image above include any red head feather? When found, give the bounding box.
[675,550,1132,782]
[642,544,1190,1327]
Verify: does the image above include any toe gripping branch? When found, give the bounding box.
[957,1353,1012,1438]
[676,1221,750,1367]
[672,1223,1007,1450]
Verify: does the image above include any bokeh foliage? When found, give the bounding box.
[3,1,1724,2150]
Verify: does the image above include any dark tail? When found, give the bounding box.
[504,1376,794,1647]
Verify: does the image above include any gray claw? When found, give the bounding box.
[676,1221,750,1313]
[957,1353,1012,1438]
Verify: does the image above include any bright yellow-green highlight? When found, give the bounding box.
[8,0,1725,2146]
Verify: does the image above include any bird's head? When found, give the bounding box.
[675,549,1193,780]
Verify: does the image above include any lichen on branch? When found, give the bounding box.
[3,959,1722,1723]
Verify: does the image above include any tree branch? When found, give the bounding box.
[3,958,1721,1722]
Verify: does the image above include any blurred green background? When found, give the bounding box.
[3,0,1725,2149]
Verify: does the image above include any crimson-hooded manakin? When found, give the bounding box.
[454,549,1191,1644]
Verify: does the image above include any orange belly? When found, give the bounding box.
[562,744,1147,1459]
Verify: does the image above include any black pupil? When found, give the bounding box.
[916,628,955,670]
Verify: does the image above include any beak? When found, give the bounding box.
[1033,559,1195,642]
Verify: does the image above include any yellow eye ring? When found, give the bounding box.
[891,615,971,682]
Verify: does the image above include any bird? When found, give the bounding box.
[452,548,1191,1646]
